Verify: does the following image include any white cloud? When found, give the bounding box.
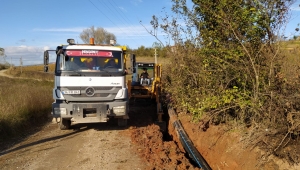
[104,24,165,38]
[32,25,153,36]
[33,27,84,32]
[4,45,54,66]
[43,46,50,51]
[32,25,157,38]
[2,24,164,66]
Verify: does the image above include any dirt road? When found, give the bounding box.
[0,120,149,170]
[0,69,13,78]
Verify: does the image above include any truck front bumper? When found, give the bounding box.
[52,101,128,123]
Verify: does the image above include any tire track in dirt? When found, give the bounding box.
[0,121,148,170]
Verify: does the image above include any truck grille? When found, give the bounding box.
[66,86,115,91]
[58,86,122,101]
[69,93,110,97]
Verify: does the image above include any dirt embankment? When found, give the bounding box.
[172,113,300,170]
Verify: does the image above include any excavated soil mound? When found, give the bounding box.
[131,124,199,170]
[127,100,199,169]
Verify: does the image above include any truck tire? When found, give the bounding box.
[59,118,71,130]
[118,118,127,127]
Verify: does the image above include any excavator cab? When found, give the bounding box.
[134,63,155,86]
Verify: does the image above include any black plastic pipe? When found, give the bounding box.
[169,109,212,170]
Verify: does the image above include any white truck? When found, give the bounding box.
[44,38,129,130]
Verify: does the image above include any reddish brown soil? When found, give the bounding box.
[172,113,300,170]
[127,101,199,169]
[128,100,300,170]
[131,124,198,170]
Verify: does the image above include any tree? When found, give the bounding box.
[0,48,4,56]
[80,26,116,44]
[0,47,5,62]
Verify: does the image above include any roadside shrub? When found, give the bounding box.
[151,0,300,164]
[0,63,9,70]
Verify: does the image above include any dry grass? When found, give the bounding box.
[280,40,300,81]
[0,76,53,142]
[5,64,55,81]
[135,56,169,65]
[280,39,300,49]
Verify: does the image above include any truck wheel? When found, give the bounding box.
[59,118,71,130]
[118,118,127,127]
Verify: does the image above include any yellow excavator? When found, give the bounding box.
[127,54,165,131]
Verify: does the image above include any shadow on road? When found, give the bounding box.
[0,126,89,157]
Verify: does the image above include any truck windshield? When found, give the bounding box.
[56,50,123,72]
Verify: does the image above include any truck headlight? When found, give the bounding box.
[54,108,67,115]
[113,106,125,114]
[115,88,127,99]
[54,89,65,99]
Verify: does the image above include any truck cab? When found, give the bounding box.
[44,38,129,129]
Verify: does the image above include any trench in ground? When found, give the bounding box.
[128,98,200,168]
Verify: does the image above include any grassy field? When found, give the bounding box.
[134,56,169,64]
[0,77,53,142]
[279,40,300,82]
[5,64,55,81]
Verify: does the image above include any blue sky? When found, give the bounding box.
[0,0,299,66]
